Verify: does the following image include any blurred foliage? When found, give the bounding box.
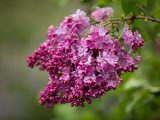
[121,0,137,15]
[0,0,159,120]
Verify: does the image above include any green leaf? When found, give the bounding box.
[123,78,145,90]
[120,72,133,81]
[121,0,137,15]
[152,1,160,17]
[125,91,144,113]
[97,0,107,7]
[154,24,160,33]
[140,0,148,6]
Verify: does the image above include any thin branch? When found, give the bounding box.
[135,16,160,23]
[109,15,160,23]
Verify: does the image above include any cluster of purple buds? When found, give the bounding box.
[27,7,144,108]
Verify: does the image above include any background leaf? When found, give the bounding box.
[121,0,137,15]
[139,0,148,6]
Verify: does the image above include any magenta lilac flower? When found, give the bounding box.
[27,8,144,108]
[91,7,113,22]
[122,25,144,50]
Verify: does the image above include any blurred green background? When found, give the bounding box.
[0,0,160,120]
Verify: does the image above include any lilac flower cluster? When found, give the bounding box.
[91,7,113,22]
[27,8,144,108]
[122,25,144,50]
